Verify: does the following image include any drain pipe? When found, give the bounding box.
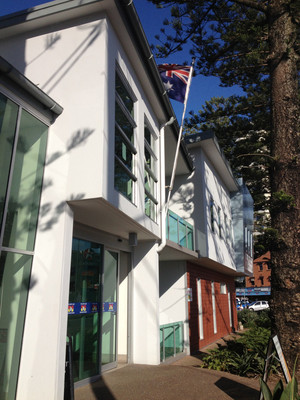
[157,116,175,253]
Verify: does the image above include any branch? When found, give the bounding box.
[232,0,268,13]
[237,153,275,160]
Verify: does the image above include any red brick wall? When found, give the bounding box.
[187,262,238,352]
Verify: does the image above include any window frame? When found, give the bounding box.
[144,117,158,221]
[114,64,137,202]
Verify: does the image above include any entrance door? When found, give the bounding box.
[67,238,102,382]
[101,250,118,371]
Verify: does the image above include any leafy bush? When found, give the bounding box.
[238,308,271,329]
[201,327,273,377]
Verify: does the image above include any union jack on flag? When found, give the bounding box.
[158,64,191,103]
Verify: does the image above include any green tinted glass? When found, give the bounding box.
[0,251,33,399]
[0,94,18,228]
[3,110,48,251]
[67,238,102,382]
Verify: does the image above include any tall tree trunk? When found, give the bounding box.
[268,0,300,376]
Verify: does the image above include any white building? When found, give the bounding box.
[0,1,253,399]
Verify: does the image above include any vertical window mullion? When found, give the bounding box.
[0,105,22,248]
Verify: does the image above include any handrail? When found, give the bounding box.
[160,321,184,362]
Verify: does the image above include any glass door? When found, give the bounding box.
[67,238,102,382]
[101,250,118,370]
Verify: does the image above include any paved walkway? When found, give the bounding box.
[75,354,263,400]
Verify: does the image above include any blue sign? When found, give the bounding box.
[103,302,117,312]
[68,302,100,315]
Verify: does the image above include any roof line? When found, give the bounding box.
[0,56,63,117]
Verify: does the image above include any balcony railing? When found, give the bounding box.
[160,321,184,362]
[166,210,194,250]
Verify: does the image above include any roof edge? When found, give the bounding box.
[0,56,63,117]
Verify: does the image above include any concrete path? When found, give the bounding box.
[75,355,262,400]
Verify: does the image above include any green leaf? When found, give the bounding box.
[260,378,273,400]
[272,379,284,400]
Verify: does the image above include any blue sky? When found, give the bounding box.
[0,0,242,122]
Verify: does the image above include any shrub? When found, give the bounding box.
[238,308,271,329]
[201,327,274,377]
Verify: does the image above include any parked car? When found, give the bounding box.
[248,300,269,311]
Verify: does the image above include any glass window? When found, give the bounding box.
[67,238,102,382]
[0,251,33,400]
[0,90,49,399]
[220,282,227,294]
[217,207,222,238]
[115,73,134,116]
[114,69,137,201]
[210,198,215,233]
[0,94,19,227]
[3,110,48,251]
[144,120,158,221]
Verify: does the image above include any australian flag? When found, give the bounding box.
[158,64,191,103]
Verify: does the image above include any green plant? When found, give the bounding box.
[238,309,271,329]
[260,361,299,400]
[201,327,279,377]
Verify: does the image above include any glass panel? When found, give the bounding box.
[144,123,151,144]
[0,251,32,400]
[115,103,134,142]
[101,250,118,366]
[67,238,102,382]
[115,74,134,116]
[187,227,194,250]
[163,326,174,359]
[115,132,133,170]
[179,220,187,247]
[145,195,156,221]
[0,94,19,228]
[168,213,178,243]
[3,110,48,251]
[174,323,183,354]
[114,163,132,201]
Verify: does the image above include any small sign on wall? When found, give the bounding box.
[187,288,193,302]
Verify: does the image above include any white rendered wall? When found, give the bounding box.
[169,147,236,270]
[159,261,190,353]
[0,15,161,238]
[118,251,130,358]
[131,242,160,365]
[0,15,108,201]
[202,152,235,269]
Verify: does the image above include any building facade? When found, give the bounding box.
[0,1,253,399]
[236,251,271,299]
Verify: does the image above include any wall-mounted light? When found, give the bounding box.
[129,232,138,247]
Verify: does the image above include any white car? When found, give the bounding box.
[248,300,269,311]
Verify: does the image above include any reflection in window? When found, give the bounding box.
[0,94,18,228]
[0,250,33,399]
[3,110,48,251]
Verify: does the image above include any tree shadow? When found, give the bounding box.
[215,377,259,400]
[75,376,116,400]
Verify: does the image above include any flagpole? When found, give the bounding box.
[165,58,195,213]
